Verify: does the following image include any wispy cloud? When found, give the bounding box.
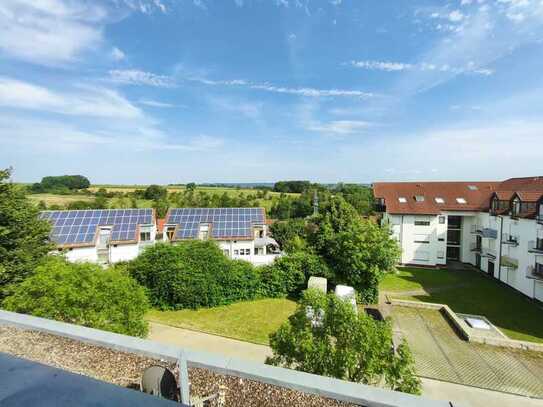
[349,60,494,76]
[0,76,142,119]
[306,120,373,135]
[108,69,176,87]
[111,47,126,61]
[138,99,180,108]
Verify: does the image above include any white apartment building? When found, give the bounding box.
[374,177,543,302]
[39,209,157,265]
[162,207,281,266]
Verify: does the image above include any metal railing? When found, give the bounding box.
[470,242,482,252]
[0,310,454,407]
[528,239,543,254]
[526,263,543,281]
[501,233,519,246]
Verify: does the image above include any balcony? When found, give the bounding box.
[526,262,543,281]
[528,239,543,254]
[470,225,497,239]
[538,215,543,225]
[470,242,482,252]
[501,233,519,247]
[374,199,386,213]
[500,255,518,269]
[482,248,497,259]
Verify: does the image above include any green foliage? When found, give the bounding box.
[2,257,149,337]
[0,169,52,298]
[266,289,421,395]
[269,219,308,251]
[259,253,332,297]
[186,182,196,192]
[273,181,311,193]
[144,184,167,201]
[335,183,374,216]
[128,242,260,309]
[32,175,90,193]
[310,197,400,304]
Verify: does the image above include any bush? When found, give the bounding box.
[2,257,149,337]
[259,252,332,298]
[144,184,167,201]
[267,289,421,394]
[128,241,260,309]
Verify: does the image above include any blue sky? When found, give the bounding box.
[1,0,543,184]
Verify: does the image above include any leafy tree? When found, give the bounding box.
[273,181,311,193]
[144,184,167,201]
[270,194,293,219]
[269,219,308,251]
[153,199,169,218]
[186,182,197,192]
[34,175,91,192]
[335,183,374,216]
[0,169,52,298]
[2,257,149,337]
[266,289,420,395]
[128,242,260,309]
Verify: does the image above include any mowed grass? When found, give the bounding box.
[380,266,468,292]
[146,298,297,345]
[383,267,543,343]
[27,193,94,206]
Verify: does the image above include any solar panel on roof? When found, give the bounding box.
[40,208,153,246]
[165,208,264,240]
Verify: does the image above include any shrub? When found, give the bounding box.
[259,252,332,298]
[2,257,149,337]
[267,289,421,395]
[128,241,260,309]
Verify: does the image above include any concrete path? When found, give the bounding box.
[148,322,541,407]
[148,322,272,363]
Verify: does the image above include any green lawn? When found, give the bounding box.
[146,298,297,345]
[380,266,469,292]
[383,267,543,343]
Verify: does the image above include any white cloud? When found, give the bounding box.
[0,77,142,119]
[448,10,465,22]
[139,99,178,108]
[111,47,126,61]
[0,0,105,65]
[306,120,373,135]
[108,70,176,87]
[349,60,494,76]
[209,96,262,119]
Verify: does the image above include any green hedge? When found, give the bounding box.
[2,257,149,337]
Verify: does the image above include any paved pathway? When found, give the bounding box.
[148,322,272,363]
[148,321,542,407]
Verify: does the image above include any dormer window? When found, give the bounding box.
[198,224,210,240]
[456,198,467,204]
[435,197,444,204]
[414,195,425,202]
[511,197,520,217]
[398,197,407,203]
[468,185,478,191]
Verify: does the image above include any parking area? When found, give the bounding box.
[391,306,543,399]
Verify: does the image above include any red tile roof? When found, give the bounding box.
[374,177,543,216]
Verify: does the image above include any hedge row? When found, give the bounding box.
[128,241,329,310]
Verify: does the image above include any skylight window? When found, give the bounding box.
[398,197,407,203]
[435,197,445,204]
[456,197,467,204]
[468,185,478,191]
[414,195,425,202]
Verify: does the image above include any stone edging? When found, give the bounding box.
[388,298,543,353]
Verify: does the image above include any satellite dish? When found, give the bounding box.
[140,365,178,401]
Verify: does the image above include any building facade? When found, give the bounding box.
[162,207,281,266]
[373,177,543,302]
[39,209,157,265]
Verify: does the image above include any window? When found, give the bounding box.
[414,220,431,226]
[166,226,175,241]
[467,185,478,191]
[437,250,445,259]
[398,197,407,203]
[223,249,230,257]
[234,249,239,255]
[456,197,467,204]
[439,216,446,224]
[435,197,445,204]
[140,231,151,242]
[198,224,209,240]
[414,234,430,243]
[438,237,445,242]
[414,195,425,202]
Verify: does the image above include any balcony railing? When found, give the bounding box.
[501,234,519,246]
[500,255,518,269]
[528,239,543,254]
[470,242,482,252]
[470,225,497,239]
[538,215,543,225]
[526,263,543,281]
[482,248,497,259]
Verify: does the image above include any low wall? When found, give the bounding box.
[389,298,543,352]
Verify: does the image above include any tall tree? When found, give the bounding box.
[0,168,52,297]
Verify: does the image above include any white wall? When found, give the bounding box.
[110,243,140,263]
[64,246,98,263]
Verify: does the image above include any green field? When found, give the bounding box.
[384,267,543,343]
[27,193,94,206]
[146,298,297,345]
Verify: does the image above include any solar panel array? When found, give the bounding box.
[166,208,265,240]
[39,209,154,246]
